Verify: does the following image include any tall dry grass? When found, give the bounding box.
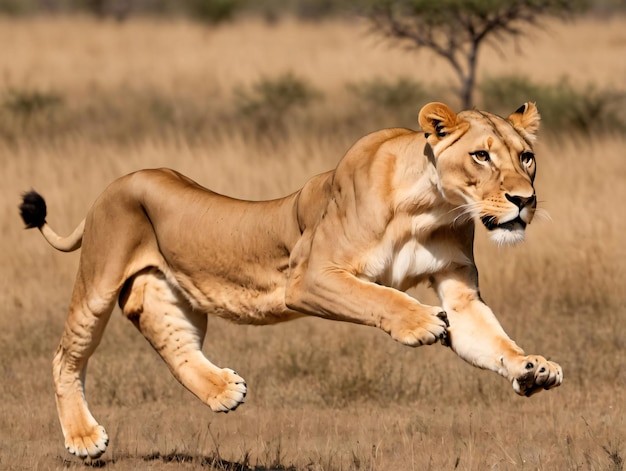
[0,14,624,471]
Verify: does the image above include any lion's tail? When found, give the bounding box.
[19,190,84,253]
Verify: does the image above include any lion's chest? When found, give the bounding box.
[360,219,469,291]
[362,241,450,290]
[393,240,450,283]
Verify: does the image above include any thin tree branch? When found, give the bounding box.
[364,0,584,107]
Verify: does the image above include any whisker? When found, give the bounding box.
[533,207,552,222]
[453,210,473,224]
[450,202,481,226]
[450,202,480,217]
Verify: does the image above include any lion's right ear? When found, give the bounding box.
[507,102,541,143]
[418,102,462,141]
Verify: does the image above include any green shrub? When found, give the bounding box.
[347,77,430,111]
[346,76,447,128]
[295,0,356,20]
[185,0,240,24]
[234,72,322,130]
[0,0,35,15]
[2,88,63,118]
[480,76,626,134]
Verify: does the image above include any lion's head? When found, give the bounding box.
[418,102,541,246]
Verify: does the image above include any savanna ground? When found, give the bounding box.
[0,12,625,471]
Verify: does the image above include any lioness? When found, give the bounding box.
[20,102,562,459]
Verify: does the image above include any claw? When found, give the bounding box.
[436,311,450,347]
[436,311,449,327]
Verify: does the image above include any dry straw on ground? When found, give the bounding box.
[0,14,624,471]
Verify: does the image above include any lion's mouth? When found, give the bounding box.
[481,215,527,232]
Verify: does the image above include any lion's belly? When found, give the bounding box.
[170,269,302,325]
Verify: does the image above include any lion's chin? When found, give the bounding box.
[488,225,526,246]
[481,215,527,246]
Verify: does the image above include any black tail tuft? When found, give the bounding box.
[19,190,47,229]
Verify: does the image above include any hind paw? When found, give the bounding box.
[206,368,247,412]
[64,424,109,459]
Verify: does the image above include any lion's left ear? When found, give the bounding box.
[418,102,461,140]
[507,102,541,142]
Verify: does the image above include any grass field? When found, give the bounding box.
[0,13,625,471]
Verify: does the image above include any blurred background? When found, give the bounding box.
[0,1,624,470]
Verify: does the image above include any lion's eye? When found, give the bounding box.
[520,151,535,166]
[470,150,490,164]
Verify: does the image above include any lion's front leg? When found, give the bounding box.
[286,226,448,347]
[432,266,563,396]
[286,269,449,347]
[286,259,448,347]
[504,354,563,397]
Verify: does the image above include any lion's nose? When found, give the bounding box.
[505,193,535,209]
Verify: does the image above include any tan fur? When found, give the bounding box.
[25,102,562,459]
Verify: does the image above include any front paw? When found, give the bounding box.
[511,355,563,397]
[386,307,449,347]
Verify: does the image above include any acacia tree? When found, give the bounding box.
[364,0,587,109]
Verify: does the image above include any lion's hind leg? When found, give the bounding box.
[53,288,114,459]
[121,269,247,412]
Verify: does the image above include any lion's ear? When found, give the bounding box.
[418,102,462,140]
[507,102,541,142]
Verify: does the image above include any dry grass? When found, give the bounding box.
[0,14,625,471]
